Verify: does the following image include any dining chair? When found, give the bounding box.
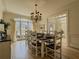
[30,32,42,56]
[25,30,32,48]
[46,31,63,59]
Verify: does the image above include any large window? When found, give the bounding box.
[15,18,32,40]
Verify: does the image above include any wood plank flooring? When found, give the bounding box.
[11,40,79,59]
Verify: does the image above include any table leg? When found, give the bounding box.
[41,42,44,58]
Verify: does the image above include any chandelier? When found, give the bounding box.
[31,4,42,22]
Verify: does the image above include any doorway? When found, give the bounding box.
[58,14,68,47]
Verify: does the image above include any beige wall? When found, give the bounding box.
[0,0,3,19]
[3,12,15,41]
[68,0,79,49]
[47,0,79,49]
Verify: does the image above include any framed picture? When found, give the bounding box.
[39,24,45,33]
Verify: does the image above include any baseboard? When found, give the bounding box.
[68,45,79,53]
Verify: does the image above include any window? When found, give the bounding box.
[15,18,32,40]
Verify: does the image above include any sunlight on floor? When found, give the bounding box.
[11,40,28,59]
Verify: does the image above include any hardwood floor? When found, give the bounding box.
[11,40,79,59]
[62,46,79,59]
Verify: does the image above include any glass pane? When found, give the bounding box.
[16,21,20,36]
[16,19,32,40]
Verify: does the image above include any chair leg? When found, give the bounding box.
[36,48,38,56]
[54,50,56,59]
[46,48,47,56]
[60,49,62,59]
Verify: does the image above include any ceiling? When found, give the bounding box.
[2,0,77,17]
